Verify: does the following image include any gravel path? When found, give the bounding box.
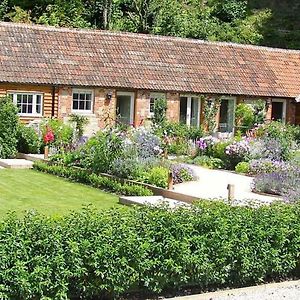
[173,164,280,205]
[168,280,300,300]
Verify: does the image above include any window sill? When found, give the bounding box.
[18,114,43,117]
[71,111,95,116]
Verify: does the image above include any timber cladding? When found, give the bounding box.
[0,83,58,122]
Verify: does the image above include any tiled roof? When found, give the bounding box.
[1,21,300,98]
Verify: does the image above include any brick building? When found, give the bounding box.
[0,22,300,135]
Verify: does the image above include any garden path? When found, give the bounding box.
[173,164,281,204]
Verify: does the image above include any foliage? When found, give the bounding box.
[202,97,221,134]
[0,96,19,158]
[152,97,167,125]
[1,0,274,46]
[41,118,74,150]
[34,161,153,196]
[69,113,89,139]
[192,155,224,169]
[225,139,250,169]
[235,161,250,174]
[80,129,123,173]
[252,167,300,202]
[171,163,196,184]
[143,166,169,188]
[249,158,294,175]
[235,103,255,133]
[16,124,41,154]
[2,201,300,298]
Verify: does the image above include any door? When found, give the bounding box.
[271,100,286,122]
[296,103,300,125]
[219,98,235,132]
[180,96,200,127]
[116,92,134,125]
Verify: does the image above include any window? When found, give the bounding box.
[72,90,93,113]
[150,93,166,114]
[8,92,43,116]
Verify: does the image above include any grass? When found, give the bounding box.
[0,169,119,217]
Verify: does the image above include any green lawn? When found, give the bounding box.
[0,169,119,217]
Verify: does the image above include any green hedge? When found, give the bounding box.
[1,202,300,299]
[33,161,153,197]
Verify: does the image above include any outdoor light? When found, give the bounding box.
[295,95,300,103]
[106,91,113,101]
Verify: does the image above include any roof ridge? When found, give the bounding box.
[1,21,300,55]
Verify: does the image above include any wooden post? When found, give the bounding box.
[227,184,235,202]
[168,170,173,190]
[44,145,49,159]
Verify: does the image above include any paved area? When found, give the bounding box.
[119,196,189,208]
[167,279,300,300]
[173,164,281,204]
[0,159,33,169]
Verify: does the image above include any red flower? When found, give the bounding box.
[44,128,55,144]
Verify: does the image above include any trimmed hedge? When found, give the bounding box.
[33,161,153,197]
[1,202,300,299]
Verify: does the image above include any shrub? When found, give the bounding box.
[225,139,250,169]
[171,164,197,184]
[16,124,41,154]
[34,161,153,197]
[41,118,74,150]
[235,161,250,174]
[252,166,300,202]
[69,113,89,139]
[249,159,292,175]
[0,96,19,158]
[152,97,167,125]
[193,155,224,169]
[2,201,300,298]
[235,103,255,133]
[81,129,123,173]
[144,166,168,188]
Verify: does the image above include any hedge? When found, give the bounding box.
[33,161,153,197]
[1,202,300,299]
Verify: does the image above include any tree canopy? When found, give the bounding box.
[0,0,298,49]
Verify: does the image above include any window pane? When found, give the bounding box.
[17,94,22,103]
[36,95,41,104]
[79,101,85,110]
[73,93,79,100]
[73,100,78,110]
[28,95,33,104]
[36,104,41,114]
[28,105,32,114]
[23,95,28,103]
[22,105,27,114]
[86,100,91,111]
[86,93,91,101]
[80,93,85,100]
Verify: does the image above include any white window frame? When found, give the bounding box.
[180,94,201,127]
[72,89,94,114]
[116,91,135,125]
[271,98,286,123]
[219,96,237,133]
[149,92,166,117]
[8,91,43,117]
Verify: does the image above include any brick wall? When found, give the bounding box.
[166,92,180,122]
[135,90,151,126]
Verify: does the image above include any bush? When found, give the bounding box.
[235,103,255,133]
[41,118,74,150]
[34,161,153,197]
[144,166,169,188]
[235,161,250,174]
[1,201,300,298]
[171,164,197,184]
[16,124,41,154]
[0,96,19,158]
[193,155,224,169]
[252,166,300,202]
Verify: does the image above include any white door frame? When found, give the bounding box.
[116,91,135,124]
[180,95,201,127]
[271,98,286,123]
